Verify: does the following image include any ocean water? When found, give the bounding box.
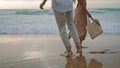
[0,8,120,34]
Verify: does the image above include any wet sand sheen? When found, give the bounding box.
[0,34,120,68]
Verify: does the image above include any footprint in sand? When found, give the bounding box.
[89,49,117,54]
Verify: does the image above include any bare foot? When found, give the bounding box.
[64,50,73,57]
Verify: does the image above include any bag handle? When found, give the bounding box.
[77,1,94,21]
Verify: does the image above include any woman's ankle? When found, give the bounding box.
[76,45,82,53]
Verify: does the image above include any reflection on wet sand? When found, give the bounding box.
[65,52,102,68]
[24,51,44,60]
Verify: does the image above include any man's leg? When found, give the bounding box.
[66,11,82,53]
[66,11,80,47]
[54,10,71,50]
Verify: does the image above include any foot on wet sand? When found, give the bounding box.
[64,50,73,57]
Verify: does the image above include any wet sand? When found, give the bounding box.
[0,34,120,68]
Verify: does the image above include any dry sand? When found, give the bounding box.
[0,34,120,68]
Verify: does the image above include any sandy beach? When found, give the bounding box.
[0,34,120,68]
